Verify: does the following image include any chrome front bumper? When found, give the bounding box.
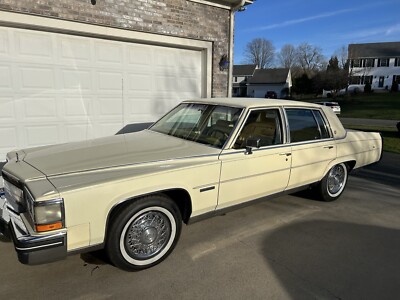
[0,193,67,265]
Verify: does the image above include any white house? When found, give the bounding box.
[247,68,292,98]
[232,64,258,97]
[348,42,400,90]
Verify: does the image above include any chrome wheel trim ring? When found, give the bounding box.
[120,206,176,266]
[327,163,347,198]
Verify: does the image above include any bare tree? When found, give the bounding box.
[333,46,348,69]
[243,38,275,69]
[296,43,325,74]
[277,44,297,69]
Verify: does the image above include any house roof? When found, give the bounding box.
[233,64,258,76]
[211,0,254,8]
[348,42,400,58]
[248,68,290,85]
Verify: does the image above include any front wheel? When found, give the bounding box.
[106,195,182,271]
[317,163,348,201]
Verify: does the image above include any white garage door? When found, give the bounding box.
[0,26,204,160]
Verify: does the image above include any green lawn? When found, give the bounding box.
[296,92,400,120]
[344,125,400,154]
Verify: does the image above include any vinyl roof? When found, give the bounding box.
[183,98,321,109]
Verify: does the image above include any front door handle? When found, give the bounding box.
[323,145,334,149]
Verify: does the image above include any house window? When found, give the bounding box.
[362,58,375,68]
[351,59,361,68]
[395,58,400,67]
[350,76,361,84]
[361,76,373,84]
[234,76,238,83]
[378,58,389,67]
[393,75,400,84]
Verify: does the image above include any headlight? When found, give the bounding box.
[3,179,23,203]
[25,189,64,232]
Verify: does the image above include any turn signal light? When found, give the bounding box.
[35,222,63,232]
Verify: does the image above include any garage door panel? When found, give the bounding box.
[64,124,92,143]
[156,75,179,92]
[95,41,124,65]
[96,97,123,116]
[61,69,93,91]
[58,37,92,63]
[127,46,152,66]
[155,49,179,68]
[180,77,201,94]
[19,66,55,90]
[127,73,152,92]
[63,97,92,118]
[15,30,53,60]
[127,99,153,115]
[22,97,58,120]
[0,127,18,150]
[97,71,122,92]
[0,65,12,89]
[0,26,206,159]
[0,28,9,55]
[25,125,59,147]
[0,97,15,119]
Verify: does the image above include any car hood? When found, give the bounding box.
[20,130,220,176]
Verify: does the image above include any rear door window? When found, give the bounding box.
[286,108,330,142]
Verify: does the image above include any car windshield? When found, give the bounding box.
[150,103,243,148]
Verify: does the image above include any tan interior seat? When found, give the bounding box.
[235,112,279,148]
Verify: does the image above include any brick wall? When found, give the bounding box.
[0,0,231,97]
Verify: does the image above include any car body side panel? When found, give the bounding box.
[48,157,221,250]
[287,139,337,189]
[334,131,382,170]
[218,145,292,209]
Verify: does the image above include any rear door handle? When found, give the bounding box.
[323,145,334,149]
[279,152,292,156]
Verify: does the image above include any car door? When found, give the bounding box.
[217,108,292,209]
[284,108,337,190]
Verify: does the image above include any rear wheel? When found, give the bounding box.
[317,163,348,201]
[106,195,182,271]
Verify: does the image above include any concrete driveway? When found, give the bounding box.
[0,153,399,300]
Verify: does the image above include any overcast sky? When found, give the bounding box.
[234,0,400,64]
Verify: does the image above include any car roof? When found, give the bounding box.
[183,98,322,109]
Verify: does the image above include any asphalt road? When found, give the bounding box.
[0,153,399,300]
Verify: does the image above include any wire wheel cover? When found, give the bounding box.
[327,164,346,196]
[124,211,171,260]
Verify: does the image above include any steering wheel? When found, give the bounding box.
[209,129,228,139]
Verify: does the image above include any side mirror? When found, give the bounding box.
[246,137,261,148]
[245,137,261,155]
